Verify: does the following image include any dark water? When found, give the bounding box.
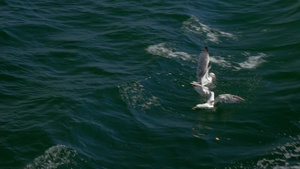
[1,0,300,168]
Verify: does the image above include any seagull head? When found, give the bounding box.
[209,72,216,80]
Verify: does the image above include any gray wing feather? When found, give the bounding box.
[215,94,244,104]
[197,51,209,82]
[190,81,211,99]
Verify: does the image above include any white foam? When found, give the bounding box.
[146,43,172,58]
[182,15,236,43]
[209,52,267,70]
[146,43,267,71]
[146,43,193,61]
[206,32,219,43]
[237,53,267,70]
[210,55,232,68]
[25,145,79,169]
[219,30,236,39]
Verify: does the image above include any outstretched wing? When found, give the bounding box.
[201,65,214,85]
[190,81,210,98]
[197,47,209,83]
[215,94,244,104]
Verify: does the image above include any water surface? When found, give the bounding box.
[1,0,300,168]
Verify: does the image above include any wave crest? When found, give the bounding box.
[237,53,267,70]
[146,43,194,61]
[147,43,267,71]
[25,145,83,169]
[256,136,300,168]
[182,15,236,43]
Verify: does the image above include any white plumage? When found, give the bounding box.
[193,91,245,109]
[190,81,210,99]
[191,46,244,109]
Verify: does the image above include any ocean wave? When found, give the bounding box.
[210,52,267,70]
[182,15,236,43]
[24,145,83,169]
[256,135,300,168]
[236,52,267,70]
[146,43,194,62]
[146,43,267,71]
[119,81,161,111]
[210,55,232,68]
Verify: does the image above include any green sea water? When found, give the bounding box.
[1,0,300,168]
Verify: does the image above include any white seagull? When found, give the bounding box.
[193,91,244,109]
[201,65,216,86]
[190,81,211,99]
[197,46,216,85]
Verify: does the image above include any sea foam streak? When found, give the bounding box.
[182,15,236,43]
[211,53,267,70]
[210,55,232,68]
[237,52,267,70]
[146,43,267,71]
[146,43,194,61]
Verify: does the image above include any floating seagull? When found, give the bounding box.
[193,91,244,109]
[197,46,216,85]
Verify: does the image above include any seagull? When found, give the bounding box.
[193,91,244,109]
[201,65,216,86]
[191,46,216,97]
[197,46,209,82]
[197,46,216,85]
[190,81,210,99]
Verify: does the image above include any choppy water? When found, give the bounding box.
[1,0,300,168]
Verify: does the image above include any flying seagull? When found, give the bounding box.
[197,46,216,85]
[201,65,216,86]
[193,91,244,109]
[191,46,215,98]
[190,81,211,99]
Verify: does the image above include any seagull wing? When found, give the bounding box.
[201,65,213,85]
[197,49,209,83]
[215,94,244,104]
[190,81,210,98]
